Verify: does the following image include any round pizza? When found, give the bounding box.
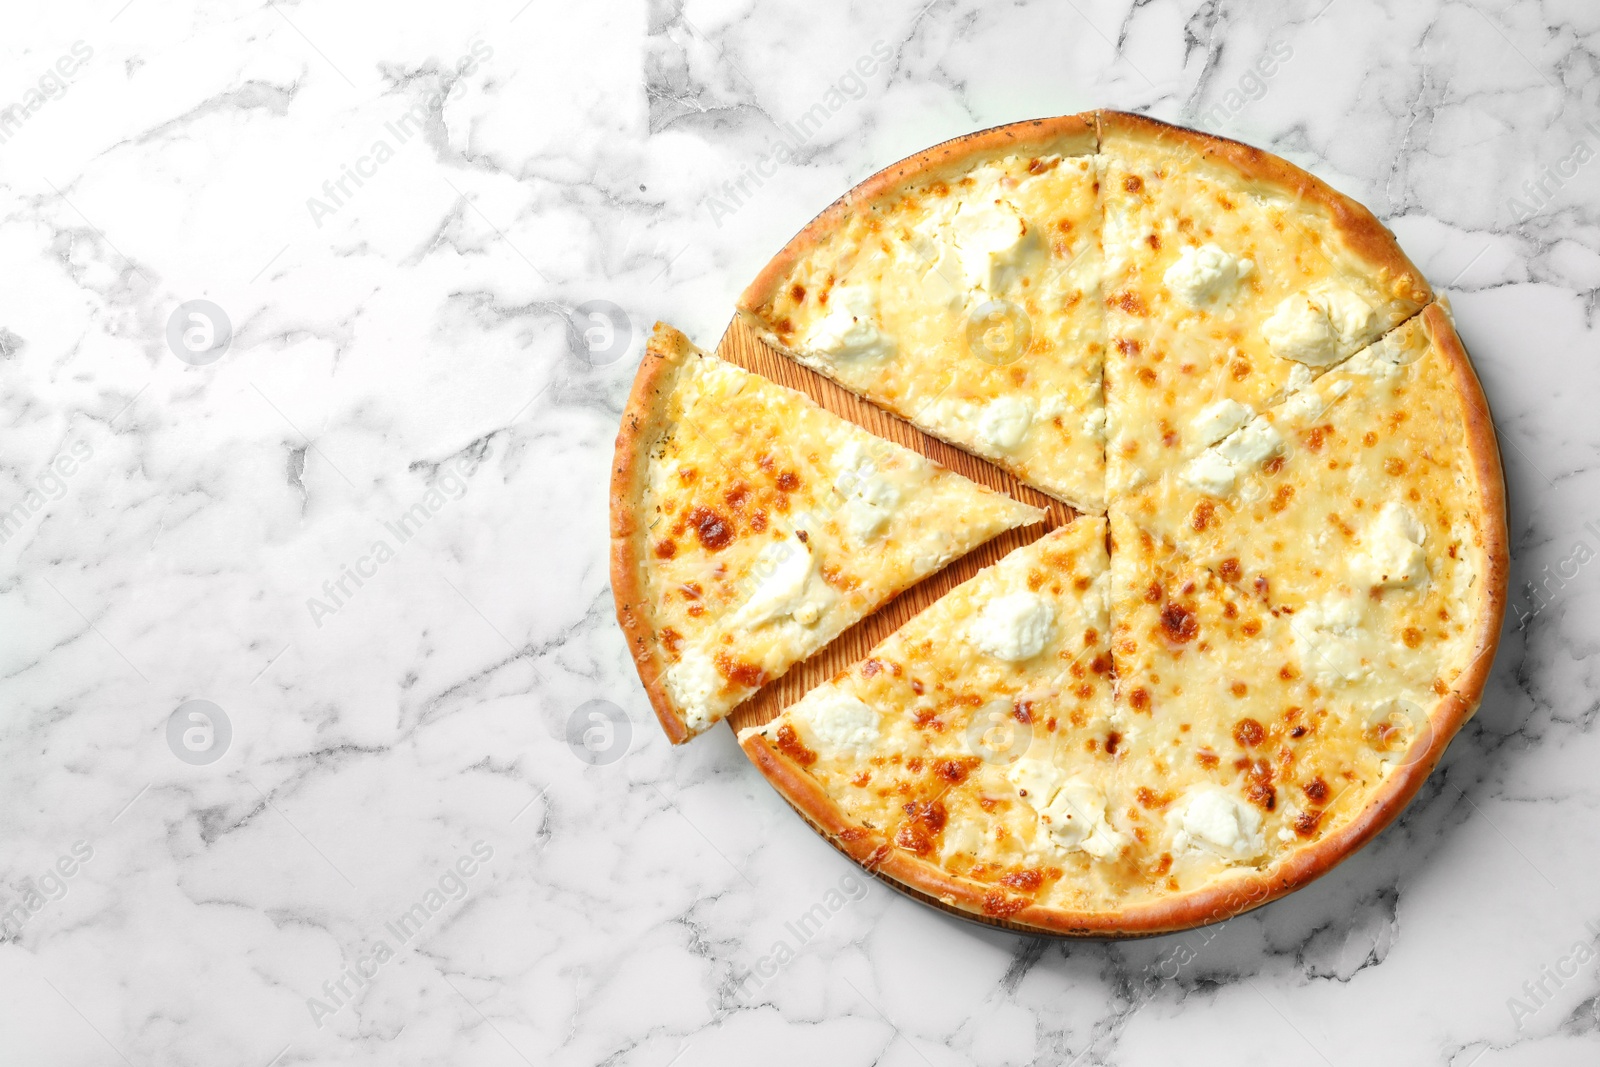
[611,110,1507,935]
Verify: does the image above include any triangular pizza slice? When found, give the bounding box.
[1106,509,1435,915]
[741,518,1155,928]
[738,116,1108,511]
[611,324,1045,743]
[1098,110,1432,500]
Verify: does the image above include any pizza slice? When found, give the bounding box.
[739,518,1164,928]
[1098,110,1432,499]
[1104,510,1444,919]
[1111,304,1505,702]
[611,324,1045,743]
[738,116,1108,511]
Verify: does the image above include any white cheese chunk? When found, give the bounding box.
[792,687,880,754]
[666,647,723,732]
[1342,340,1406,381]
[1352,502,1428,589]
[1292,592,1372,685]
[1007,759,1127,858]
[1180,414,1282,498]
[733,534,819,629]
[1007,757,1061,807]
[1214,418,1283,468]
[910,216,965,309]
[1262,284,1377,366]
[1280,388,1325,423]
[939,818,987,861]
[951,197,1032,295]
[924,396,1037,457]
[805,285,894,361]
[1180,448,1239,497]
[969,592,1055,661]
[1191,399,1253,447]
[831,439,903,545]
[975,395,1035,452]
[1163,243,1253,307]
[1171,786,1264,860]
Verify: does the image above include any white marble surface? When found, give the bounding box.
[0,0,1596,1063]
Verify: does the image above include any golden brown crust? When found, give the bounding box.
[1416,300,1509,723]
[1094,110,1434,308]
[737,113,1098,320]
[610,323,697,745]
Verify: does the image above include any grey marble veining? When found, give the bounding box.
[0,0,1596,1064]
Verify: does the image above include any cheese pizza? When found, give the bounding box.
[612,111,1508,935]
[611,324,1044,743]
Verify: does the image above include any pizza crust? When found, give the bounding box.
[1409,301,1509,723]
[611,324,699,744]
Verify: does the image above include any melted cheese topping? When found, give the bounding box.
[747,147,1108,511]
[639,333,1043,736]
[744,520,1141,907]
[738,307,1488,916]
[1100,125,1429,501]
[805,285,895,362]
[1111,310,1484,716]
[1163,243,1253,307]
[1261,283,1378,366]
[968,592,1055,661]
[1105,511,1401,893]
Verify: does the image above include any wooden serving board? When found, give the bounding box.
[716,313,1077,736]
